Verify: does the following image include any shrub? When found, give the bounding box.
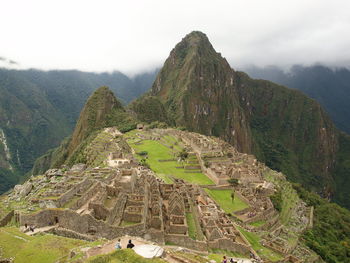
[270,190,282,212]
[227,178,239,186]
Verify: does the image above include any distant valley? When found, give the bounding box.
[0,69,157,194]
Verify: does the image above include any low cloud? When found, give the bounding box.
[0,0,349,74]
[0,56,20,69]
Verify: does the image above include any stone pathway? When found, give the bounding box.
[85,235,149,258]
[24,225,57,236]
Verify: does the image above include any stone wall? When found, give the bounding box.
[123,212,142,223]
[20,209,146,240]
[169,224,187,235]
[51,227,96,241]
[89,203,109,221]
[208,238,251,255]
[106,193,127,225]
[165,234,207,251]
[145,229,165,244]
[235,191,251,206]
[244,207,275,224]
[256,213,279,231]
[0,210,14,227]
[71,182,101,210]
[56,179,92,207]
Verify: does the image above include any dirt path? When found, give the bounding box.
[86,235,149,258]
[24,225,57,236]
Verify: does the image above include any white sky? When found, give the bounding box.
[1,0,349,75]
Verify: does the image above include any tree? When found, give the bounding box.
[228,178,239,187]
[178,149,189,161]
[231,190,235,202]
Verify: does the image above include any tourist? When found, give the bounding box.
[115,239,122,249]
[126,239,135,249]
[222,255,227,263]
[229,258,236,263]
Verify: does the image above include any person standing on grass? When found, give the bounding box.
[222,255,228,263]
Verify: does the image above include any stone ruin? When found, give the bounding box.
[2,127,318,262]
[16,163,253,255]
[175,130,265,186]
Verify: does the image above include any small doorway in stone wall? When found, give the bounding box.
[54,216,59,224]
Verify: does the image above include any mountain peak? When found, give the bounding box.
[170,31,217,61]
[147,31,252,153]
[67,86,123,155]
[181,31,210,46]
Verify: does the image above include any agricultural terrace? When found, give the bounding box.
[204,188,249,213]
[237,226,283,262]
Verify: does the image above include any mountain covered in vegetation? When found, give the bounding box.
[131,31,350,209]
[0,69,156,194]
[245,65,350,134]
[32,86,137,174]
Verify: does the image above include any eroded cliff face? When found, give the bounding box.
[151,31,252,153]
[138,31,341,196]
[235,72,338,190]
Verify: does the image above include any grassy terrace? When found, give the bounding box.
[125,132,214,185]
[0,227,89,262]
[204,189,249,213]
[119,221,139,227]
[263,169,301,225]
[249,220,266,227]
[186,212,197,239]
[237,226,283,262]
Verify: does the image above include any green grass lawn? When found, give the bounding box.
[249,220,266,227]
[120,221,139,227]
[127,138,214,185]
[204,189,249,213]
[237,227,283,262]
[88,249,166,263]
[0,227,88,262]
[186,213,197,239]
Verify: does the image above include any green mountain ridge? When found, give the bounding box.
[131,31,350,208]
[16,72,350,263]
[0,69,156,193]
[244,65,350,134]
[32,86,138,173]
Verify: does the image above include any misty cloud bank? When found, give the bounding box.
[1,0,349,75]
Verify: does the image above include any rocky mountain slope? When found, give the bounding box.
[0,69,156,194]
[131,31,350,208]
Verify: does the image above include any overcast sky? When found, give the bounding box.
[1,0,349,75]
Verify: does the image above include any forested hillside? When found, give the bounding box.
[245,65,350,134]
[0,68,156,193]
